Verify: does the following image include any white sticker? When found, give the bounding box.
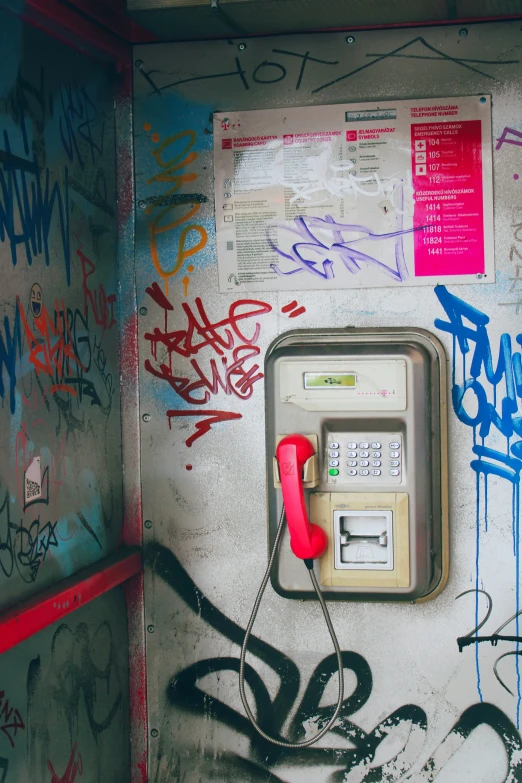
[25,456,42,505]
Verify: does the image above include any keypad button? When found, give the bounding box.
[359,460,369,467]
[390,442,400,449]
[390,460,400,467]
[371,442,381,448]
[371,469,381,476]
[347,469,357,476]
[329,459,339,467]
[359,469,369,476]
[347,442,357,449]
[347,460,357,467]
[329,442,339,449]
[329,450,339,457]
[372,451,381,458]
[359,442,369,448]
[390,469,400,476]
[329,468,339,476]
[359,451,370,458]
[371,460,381,467]
[390,451,400,458]
[348,451,357,458]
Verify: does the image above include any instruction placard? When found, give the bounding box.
[213,96,493,292]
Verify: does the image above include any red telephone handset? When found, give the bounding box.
[275,434,328,561]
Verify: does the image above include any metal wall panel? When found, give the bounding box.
[134,22,522,781]
[0,7,123,608]
[126,0,522,42]
[0,587,131,782]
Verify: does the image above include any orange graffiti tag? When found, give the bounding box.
[145,130,207,296]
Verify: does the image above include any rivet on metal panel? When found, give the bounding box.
[238,42,247,51]
[135,59,143,68]
[151,728,159,738]
[480,97,487,104]
[345,35,356,44]
[476,273,483,278]
[144,520,153,529]
[138,200,146,209]
[147,624,155,633]
[459,28,468,37]
[139,307,148,316]
[142,414,151,422]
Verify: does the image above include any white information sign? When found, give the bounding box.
[213,96,493,292]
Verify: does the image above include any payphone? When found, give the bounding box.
[240,328,448,746]
[266,327,449,602]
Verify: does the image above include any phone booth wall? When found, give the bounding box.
[133,21,522,783]
[2,2,522,782]
[0,3,146,781]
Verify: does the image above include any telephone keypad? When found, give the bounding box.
[326,433,402,484]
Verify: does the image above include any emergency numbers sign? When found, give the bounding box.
[213,96,493,292]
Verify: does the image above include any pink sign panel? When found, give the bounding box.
[411,120,485,276]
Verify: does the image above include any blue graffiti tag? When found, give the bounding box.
[435,284,522,722]
[0,129,71,284]
[266,185,419,282]
[0,305,21,415]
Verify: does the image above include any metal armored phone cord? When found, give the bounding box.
[239,506,344,748]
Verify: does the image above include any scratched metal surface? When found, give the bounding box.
[0,587,130,783]
[134,23,522,782]
[0,9,123,608]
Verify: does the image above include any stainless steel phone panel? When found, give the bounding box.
[264,327,448,601]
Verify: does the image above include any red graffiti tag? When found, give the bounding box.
[78,248,116,331]
[17,298,85,397]
[144,283,271,444]
[166,409,242,446]
[0,691,25,748]
[47,743,83,783]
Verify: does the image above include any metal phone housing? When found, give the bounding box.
[264,327,449,602]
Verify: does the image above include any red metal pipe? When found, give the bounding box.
[0,548,142,655]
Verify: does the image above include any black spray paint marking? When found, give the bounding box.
[139,193,208,207]
[312,36,517,93]
[75,512,101,549]
[69,175,114,217]
[145,542,522,780]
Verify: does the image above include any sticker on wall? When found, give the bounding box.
[30,283,43,317]
[24,456,49,510]
[213,95,494,292]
